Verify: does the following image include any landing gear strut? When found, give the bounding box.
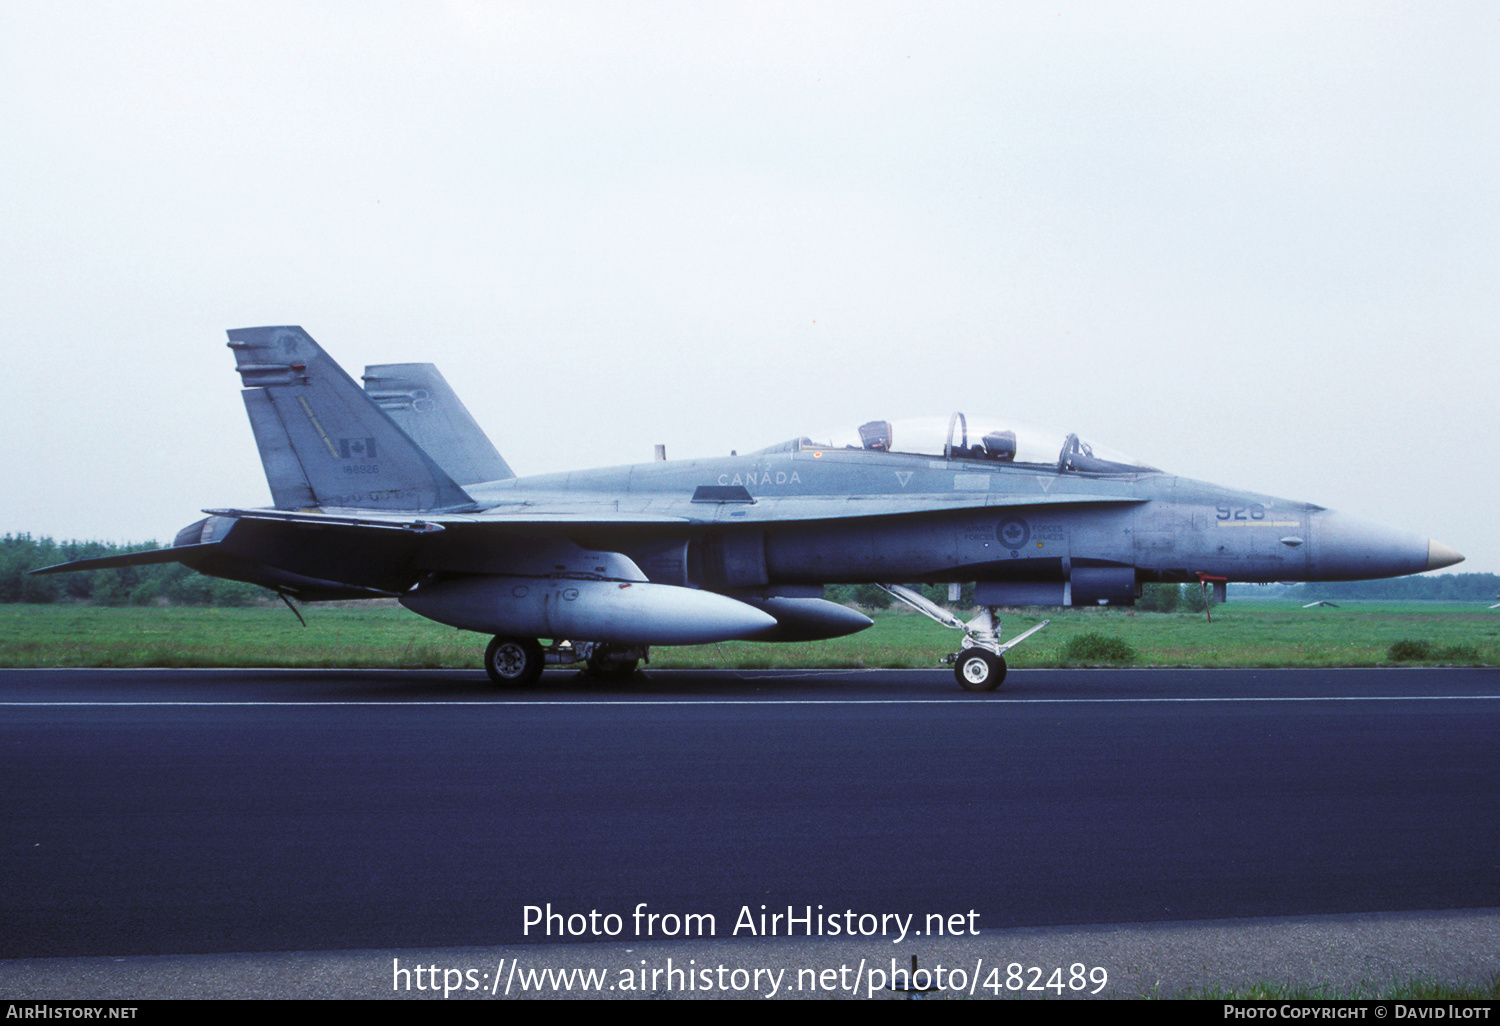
[876,584,1049,693]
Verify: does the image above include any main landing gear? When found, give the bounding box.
[484,637,545,687]
[483,636,646,687]
[875,584,1049,692]
[585,647,642,682]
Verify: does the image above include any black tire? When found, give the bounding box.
[485,637,545,687]
[954,650,1006,691]
[586,652,640,682]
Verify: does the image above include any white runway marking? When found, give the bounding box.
[4,695,1499,707]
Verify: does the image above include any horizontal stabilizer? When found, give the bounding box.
[29,543,220,575]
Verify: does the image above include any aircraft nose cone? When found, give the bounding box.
[1309,510,1447,581]
[1427,540,1465,571]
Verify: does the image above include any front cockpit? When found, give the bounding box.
[788,414,1159,475]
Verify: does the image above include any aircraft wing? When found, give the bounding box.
[201,507,696,529]
[204,491,1144,532]
[676,491,1147,523]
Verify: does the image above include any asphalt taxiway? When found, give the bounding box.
[2,666,1497,997]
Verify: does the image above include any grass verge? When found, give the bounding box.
[1,600,1497,670]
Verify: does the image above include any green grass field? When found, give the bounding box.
[2,600,1496,669]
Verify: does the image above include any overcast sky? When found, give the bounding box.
[3,2,1495,573]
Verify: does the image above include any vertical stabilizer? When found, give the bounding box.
[227,326,476,512]
[362,363,514,485]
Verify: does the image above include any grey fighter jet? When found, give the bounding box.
[34,326,1464,691]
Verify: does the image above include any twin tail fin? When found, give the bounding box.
[228,326,477,512]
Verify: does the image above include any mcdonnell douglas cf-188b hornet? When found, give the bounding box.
[35,326,1464,691]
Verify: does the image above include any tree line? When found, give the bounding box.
[0,534,265,606]
[1288,573,1500,601]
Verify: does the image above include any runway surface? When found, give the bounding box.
[3,666,1499,976]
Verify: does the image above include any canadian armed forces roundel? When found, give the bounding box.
[997,516,1030,550]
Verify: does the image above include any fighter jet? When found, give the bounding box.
[33,326,1464,691]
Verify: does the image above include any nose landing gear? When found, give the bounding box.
[875,584,1049,692]
[954,648,1006,691]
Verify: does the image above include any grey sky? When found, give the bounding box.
[3,2,1494,573]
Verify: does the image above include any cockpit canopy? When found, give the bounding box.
[796,414,1158,475]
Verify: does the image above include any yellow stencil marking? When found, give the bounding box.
[298,397,341,459]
